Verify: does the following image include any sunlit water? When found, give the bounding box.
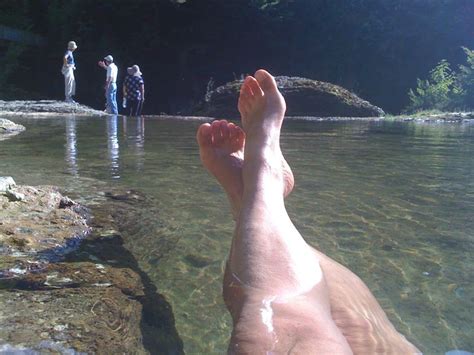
[0,115,473,354]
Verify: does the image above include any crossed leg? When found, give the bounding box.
[197,70,419,354]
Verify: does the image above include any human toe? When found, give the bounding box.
[254,69,278,93]
[196,123,212,146]
[245,76,264,98]
[219,120,231,140]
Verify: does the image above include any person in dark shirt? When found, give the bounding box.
[123,65,145,116]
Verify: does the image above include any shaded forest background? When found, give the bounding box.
[1,0,473,115]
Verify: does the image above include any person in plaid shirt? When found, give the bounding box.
[123,65,145,116]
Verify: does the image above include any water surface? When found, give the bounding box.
[0,115,473,354]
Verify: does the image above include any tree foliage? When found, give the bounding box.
[2,0,474,113]
[407,60,459,111]
[407,49,474,112]
[457,47,474,108]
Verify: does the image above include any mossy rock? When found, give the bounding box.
[198,76,385,118]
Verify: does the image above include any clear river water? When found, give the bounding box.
[0,115,473,354]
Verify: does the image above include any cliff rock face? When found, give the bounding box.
[200,76,385,118]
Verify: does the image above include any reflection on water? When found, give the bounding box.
[0,116,473,354]
[106,115,120,178]
[65,116,78,176]
[63,115,146,180]
[127,116,145,172]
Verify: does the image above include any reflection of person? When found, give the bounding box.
[106,115,120,178]
[98,55,118,114]
[123,65,145,116]
[61,41,77,103]
[196,69,420,354]
[65,116,78,176]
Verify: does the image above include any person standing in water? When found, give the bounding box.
[61,41,77,103]
[123,64,145,116]
[196,69,420,354]
[98,55,118,114]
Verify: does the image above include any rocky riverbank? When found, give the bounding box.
[393,111,474,123]
[0,178,90,274]
[0,178,183,354]
[1,99,472,124]
[0,100,107,117]
[0,118,25,141]
[286,111,474,123]
[0,100,107,141]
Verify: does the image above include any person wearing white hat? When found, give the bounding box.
[61,41,77,103]
[98,55,118,114]
[122,64,145,116]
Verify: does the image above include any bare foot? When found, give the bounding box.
[238,69,293,196]
[197,118,294,219]
[238,69,286,135]
[197,120,245,218]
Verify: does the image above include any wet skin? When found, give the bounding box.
[197,69,420,354]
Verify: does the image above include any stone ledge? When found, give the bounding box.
[0,100,107,116]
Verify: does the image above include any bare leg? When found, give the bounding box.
[228,70,351,353]
[197,70,419,354]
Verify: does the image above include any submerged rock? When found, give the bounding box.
[199,76,385,118]
[0,285,146,354]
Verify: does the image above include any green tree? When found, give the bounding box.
[407,59,462,112]
[406,48,474,112]
[457,47,474,108]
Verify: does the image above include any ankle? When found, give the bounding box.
[244,138,280,158]
[242,161,286,197]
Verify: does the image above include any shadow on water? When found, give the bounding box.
[64,230,184,354]
[64,189,185,354]
[0,188,184,354]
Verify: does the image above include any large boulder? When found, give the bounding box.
[199,76,385,118]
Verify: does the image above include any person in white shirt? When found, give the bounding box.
[62,41,77,103]
[98,55,118,114]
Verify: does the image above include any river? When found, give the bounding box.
[0,115,473,354]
